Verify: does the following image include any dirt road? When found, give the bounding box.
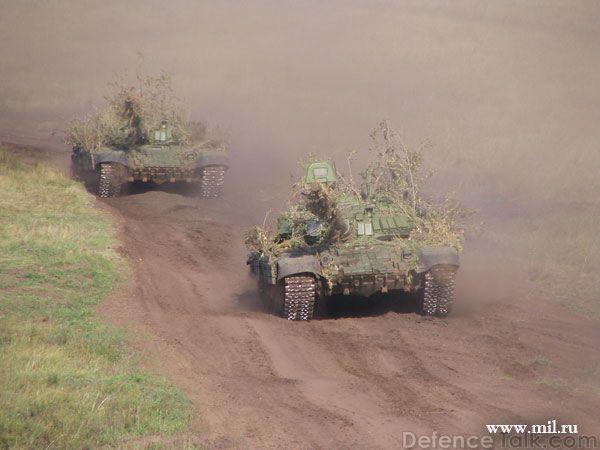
[2,0,599,445]
[95,182,599,449]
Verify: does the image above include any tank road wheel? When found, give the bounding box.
[283,275,316,321]
[98,163,124,198]
[420,265,457,317]
[198,165,226,198]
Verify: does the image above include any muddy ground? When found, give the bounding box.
[5,141,600,447]
[88,182,596,449]
[2,0,599,448]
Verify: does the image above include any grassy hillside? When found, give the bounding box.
[0,146,190,449]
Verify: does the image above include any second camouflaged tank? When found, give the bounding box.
[71,121,228,198]
[68,73,228,198]
[247,160,459,321]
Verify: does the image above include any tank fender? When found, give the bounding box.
[277,254,322,281]
[417,246,460,272]
[94,148,130,167]
[197,150,229,169]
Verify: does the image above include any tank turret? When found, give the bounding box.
[303,161,337,185]
[152,121,174,144]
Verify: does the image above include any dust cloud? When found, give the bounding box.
[2,3,600,443]
[1,0,599,307]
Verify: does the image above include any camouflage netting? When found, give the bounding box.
[245,120,471,256]
[66,73,224,151]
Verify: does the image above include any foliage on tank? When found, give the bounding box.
[360,120,471,250]
[66,73,225,151]
[245,120,471,257]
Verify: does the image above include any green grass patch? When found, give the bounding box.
[0,146,190,449]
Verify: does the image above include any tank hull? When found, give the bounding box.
[249,245,421,298]
[248,245,458,320]
[320,245,416,296]
[71,144,228,197]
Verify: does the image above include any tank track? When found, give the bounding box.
[283,275,316,321]
[98,163,122,198]
[421,265,456,317]
[199,165,226,198]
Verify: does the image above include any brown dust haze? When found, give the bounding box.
[1,0,598,189]
[2,0,598,298]
[1,1,600,446]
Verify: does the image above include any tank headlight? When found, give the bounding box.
[321,255,332,266]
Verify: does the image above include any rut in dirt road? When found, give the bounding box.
[97,185,600,448]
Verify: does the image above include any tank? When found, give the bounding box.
[71,121,228,198]
[247,160,459,321]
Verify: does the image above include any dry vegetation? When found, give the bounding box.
[361,121,472,249]
[245,121,471,257]
[66,73,220,151]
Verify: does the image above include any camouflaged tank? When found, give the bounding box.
[71,122,228,198]
[247,160,459,321]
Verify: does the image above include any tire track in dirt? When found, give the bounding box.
[7,139,600,447]
[101,190,360,449]
[97,186,600,448]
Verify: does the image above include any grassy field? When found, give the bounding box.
[0,146,190,449]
